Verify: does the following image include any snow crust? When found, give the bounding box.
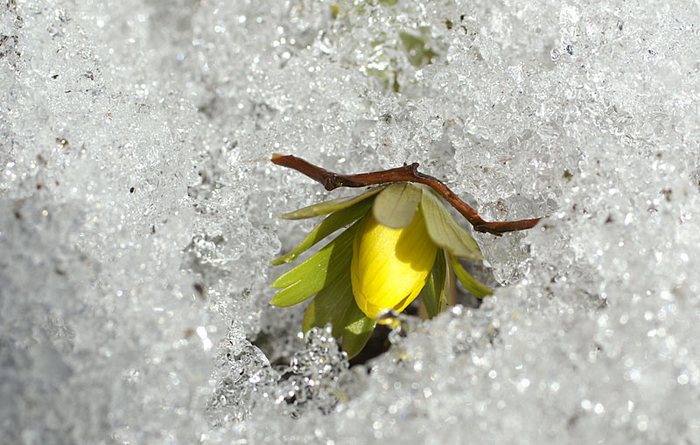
[2,0,699,443]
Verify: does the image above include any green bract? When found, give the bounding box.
[271,182,493,358]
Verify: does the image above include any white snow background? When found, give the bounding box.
[2,0,699,444]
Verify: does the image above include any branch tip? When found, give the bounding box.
[271,153,542,235]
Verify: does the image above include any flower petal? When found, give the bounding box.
[421,190,483,260]
[372,182,422,229]
[351,209,438,319]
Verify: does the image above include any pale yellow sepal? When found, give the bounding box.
[351,208,438,319]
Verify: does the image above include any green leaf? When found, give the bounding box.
[421,191,483,260]
[449,254,494,299]
[419,249,448,318]
[372,182,422,229]
[340,304,375,359]
[301,255,355,335]
[399,30,438,67]
[270,222,358,307]
[443,253,455,307]
[272,198,373,265]
[301,227,376,358]
[280,187,383,220]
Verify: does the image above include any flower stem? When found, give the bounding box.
[271,153,542,236]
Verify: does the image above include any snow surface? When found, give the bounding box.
[2,0,700,444]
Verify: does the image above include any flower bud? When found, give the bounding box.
[351,208,438,319]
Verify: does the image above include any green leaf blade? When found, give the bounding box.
[421,191,483,260]
[418,252,441,318]
[449,254,494,299]
[399,30,438,67]
[301,232,376,359]
[340,306,375,359]
[372,182,422,229]
[419,249,447,318]
[301,261,355,335]
[270,222,357,307]
[272,198,373,265]
[280,187,383,220]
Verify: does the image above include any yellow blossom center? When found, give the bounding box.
[351,207,438,319]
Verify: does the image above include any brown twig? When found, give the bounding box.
[271,153,541,236]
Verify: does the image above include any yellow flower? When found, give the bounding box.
[270,182,492,358]
[351,208,438,320]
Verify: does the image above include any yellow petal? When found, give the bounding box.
[351,208,438,319]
